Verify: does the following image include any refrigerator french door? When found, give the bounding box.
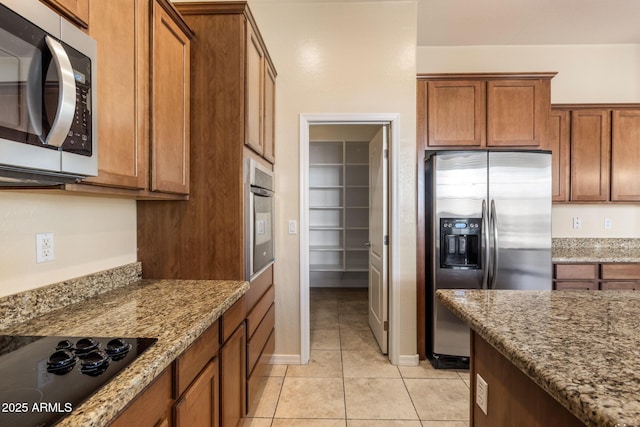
[425,150,552,368]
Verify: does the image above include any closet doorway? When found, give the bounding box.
[300,114,399,365]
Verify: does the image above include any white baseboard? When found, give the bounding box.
[269,354,302,365]
[398,354,420,366]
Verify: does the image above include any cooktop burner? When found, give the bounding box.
[0,335,156,427]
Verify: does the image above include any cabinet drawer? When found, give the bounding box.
[247,329,275,410]
[246,265,273,311]
[222,296,246,343]
[601,281,640,290]
[109,367,172,427]
[247,285,275,338]
[554,281,598,291]
[601,263,640,280]
[247,303,275,374]
[174,320,219,397]
[554,263,598,280]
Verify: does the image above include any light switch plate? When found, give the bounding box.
[288,220,297,235]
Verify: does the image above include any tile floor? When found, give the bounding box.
[244,288,470,427]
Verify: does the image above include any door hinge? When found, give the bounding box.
[384,148,389,159]
[383,321,388,331]
[383,235,389,245]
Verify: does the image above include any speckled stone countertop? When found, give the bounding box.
[0,269,249,427]
[553,238,640,263]
[437,289,640,427]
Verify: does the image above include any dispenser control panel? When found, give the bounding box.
[440,218,481,269]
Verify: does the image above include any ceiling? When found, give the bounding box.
[417,0,640,46]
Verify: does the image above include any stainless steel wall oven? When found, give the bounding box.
[245,158,275,280]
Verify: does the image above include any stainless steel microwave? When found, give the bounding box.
[0,0,97,185]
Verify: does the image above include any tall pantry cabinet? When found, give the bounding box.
[136,1,277,423]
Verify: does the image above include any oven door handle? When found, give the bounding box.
[44,35,76,148]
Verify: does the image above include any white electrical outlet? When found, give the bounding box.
[604,218,613,230]
[36,233,55,263]
[572,217,582,229]
[476,373,488,415]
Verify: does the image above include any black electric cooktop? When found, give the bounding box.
[0,335,156,427]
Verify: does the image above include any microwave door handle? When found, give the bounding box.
[44,35,76,148]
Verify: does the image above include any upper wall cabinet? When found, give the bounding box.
[40,0,89,28]
[551,104,640,203]
[417,73,555,150]
[69,0,193,199]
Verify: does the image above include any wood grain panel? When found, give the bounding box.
[174,359,219,427]
[109,368,172,427]
[611,109,640,201]
[150,0,190,194]
[174,320,219,397]
[601,263,640,280]
[601,282,640,290]
[245,21,265,155]
[263,63,276,163]
[222,296,246,343]
[247,285,275,338]
[554,281,598,291]
[427,80,486,147]
[554,263,598,280]
[487,79,547,147]
[220,323,246,427]
[570,109,610,201]
[247,330,275,410]
[247,303,274,373]
[41,0,89,28]
[472,332,584,427]
[549,109,570,202]
[246,265,273,310]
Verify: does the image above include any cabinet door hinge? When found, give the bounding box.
[384,148,389,159]
[383,321,388,331]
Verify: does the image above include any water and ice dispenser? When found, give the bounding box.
[440,218,481,269]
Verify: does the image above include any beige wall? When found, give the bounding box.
[0,193,137,297]
[418,43,640,238]
[248,0,418,359]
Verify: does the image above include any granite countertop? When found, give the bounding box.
[437,289,640,427]
[0,275,249,427]
[552,238,640,263]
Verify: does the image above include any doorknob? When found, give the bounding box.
[365,241,371,247]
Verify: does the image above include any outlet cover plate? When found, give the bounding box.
[36,233,54,263]
[476,373,488,415]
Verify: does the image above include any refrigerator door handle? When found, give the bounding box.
[481,199,489,289]
[489,199,499,289]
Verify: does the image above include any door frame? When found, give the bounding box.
[299,113,401,365]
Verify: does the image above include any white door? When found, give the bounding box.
[368,126,389,354]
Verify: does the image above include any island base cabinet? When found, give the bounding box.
[470,332,585,427]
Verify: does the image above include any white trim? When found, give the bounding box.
[398,354,420,367]
[269,354,303,365]
[299,113,401,365]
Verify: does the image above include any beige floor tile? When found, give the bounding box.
[312,299,339,313]
[311,328,341,350]
[247,376,284,418]
[348,421,422,427]
[243,417,274,427]
[337,299,368,314]
[286,350,342,378]
[421,422,469,427]
[275,377,345,419]
[398,360,460,379]
[311,309,340,329]
[272,419,346,427]
[457,369,470,381]
[342,350,400,378]
[404,378,470,421]
[339,328,378,351]
[267,364,288,376]
[344,378,419,420]
[338,313,369,330]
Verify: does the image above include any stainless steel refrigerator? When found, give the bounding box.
[425,150,552,368]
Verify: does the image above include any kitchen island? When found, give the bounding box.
[437,289,640,427]
[0,264,249,427]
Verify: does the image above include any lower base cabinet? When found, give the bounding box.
[175,360,219,427]
[221,324,247,427]
[553,262,640,290]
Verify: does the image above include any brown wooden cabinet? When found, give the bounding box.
[220,299,247,427]
[549,109,570,202]
[108,368,173,427]
[553,262,640,290]
[570,109,611,202]
[611,109,640,201]
[67,0,193,199]
[40,0,89,28]
[417,73,554,150]
[175,360,219,427]
[263,63,277,163]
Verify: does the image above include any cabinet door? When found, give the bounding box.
[245,21,265,156]
[85,0,148,190]
[175,359,220,427]
[549,109,570,202]
[427,81,486,147]
[220,323,247,427]
[109,368,172,427]
[611,110,640,201]
[487,79,547,147]
[41,0,89,28]
[150,0,191,194]
[570,110,610,201]
[263,63,276,163]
